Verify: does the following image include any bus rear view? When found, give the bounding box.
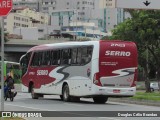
[93,40,138,97]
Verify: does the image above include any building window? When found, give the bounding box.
[45,2,48,5]
[61,49,71,65]
[38,29,44,32]
[53,1,56,5]
[43,7,48,10]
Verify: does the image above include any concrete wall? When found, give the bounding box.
[4,52,25,62]
[14,27,39,40]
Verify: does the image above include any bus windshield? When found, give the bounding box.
[20,52,31,76]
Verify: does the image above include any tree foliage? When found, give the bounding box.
[111,10,160,92]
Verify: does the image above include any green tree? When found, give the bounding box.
[111,10,160,92]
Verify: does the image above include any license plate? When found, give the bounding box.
[113,89,120,93]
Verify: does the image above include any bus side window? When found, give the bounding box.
[61,49,70,65]
[68,49,71,65]
[31,52,38,66]
[50,50,54,65]
[47,51,51,65]
[50,50,60,65]
[81,47,87,64]
[43,51,50,66]
[77,48,82,65]
[38,52,43,66]
[71,48,78,65]
[81,46,93,65]
[57,50,61,65]
[86,46,93,63]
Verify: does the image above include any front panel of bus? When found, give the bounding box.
[93,40,138,96]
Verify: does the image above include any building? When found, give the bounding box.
[4,7,49,34]
[13,25,53,40]
[13,0,40,11]
[13,0,97,29]
[3,7,51,40]
[99,0,116,8]
[48,0,104,37]
[12,0,130,37]
[4,13,31,34]
[12,7,49,26]
[97,0,130,32]
[61,22,108,40]
[49,0,128,34]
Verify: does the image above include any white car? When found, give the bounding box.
[150,82,160,91]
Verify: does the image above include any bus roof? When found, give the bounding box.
[27,40,135,53]
[28,41,99,52]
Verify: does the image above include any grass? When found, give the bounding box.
[131,91,160,101]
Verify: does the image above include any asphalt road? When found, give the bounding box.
[0,91,160,120]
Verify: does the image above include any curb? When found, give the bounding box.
[109,98,160,107]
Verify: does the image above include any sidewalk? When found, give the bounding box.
[109,96,160,107]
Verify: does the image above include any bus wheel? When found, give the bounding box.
[71,97,80,102]
[62,84,70,102]
[31,84,39,99]
[93,96,108,104]
[60,95,63,100]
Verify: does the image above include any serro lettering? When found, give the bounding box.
[37,70,48,75]
[105,51,131,56]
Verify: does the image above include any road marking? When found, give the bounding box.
[108,101,160,110]
[64,103,84,107]
[5,103,56,111]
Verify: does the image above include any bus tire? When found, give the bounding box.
[31,84,39,99]
[62,84,71,102]
[71,96,80,102]
[60,95,63,100]
[93,96,108,104]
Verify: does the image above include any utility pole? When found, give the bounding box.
[1,17,4,114]
[92,0,95,40]
[75,9,77,41]
[0,0,12,115]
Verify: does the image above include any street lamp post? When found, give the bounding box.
[1,17,4,113]
[75,9,77,41]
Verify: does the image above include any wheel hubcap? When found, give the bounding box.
[64,88,69,100]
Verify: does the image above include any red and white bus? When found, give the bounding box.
[20,40,138,103]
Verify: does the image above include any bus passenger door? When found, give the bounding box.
[70,46,93,96]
